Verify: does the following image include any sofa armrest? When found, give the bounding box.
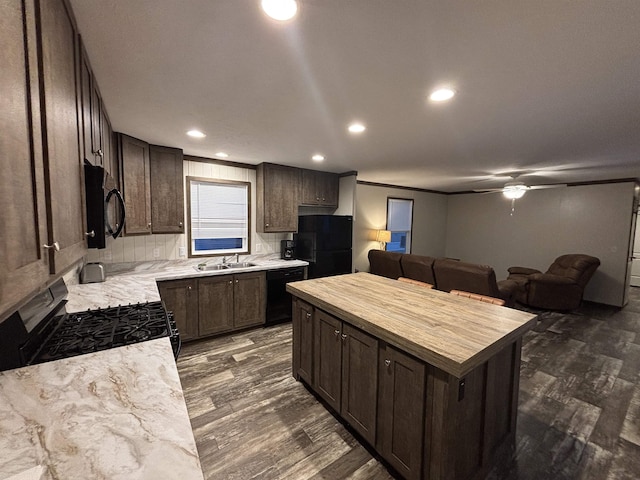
[507,266,541,276]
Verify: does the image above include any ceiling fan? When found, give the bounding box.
[473,175,567,215]
[473,175,567,199]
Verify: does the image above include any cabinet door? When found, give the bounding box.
[158,279,199,342]
[292,299,314,384]
[319,172,339,207]
[149,145,184,234]
[198,275,234,336]
[79,44,93,164]
[314,310,343,412]
[0,0,50,319]
[118,134,151,235]
[377,344,426,480]
[341,323,378,445]
[233,272,266,328]
[301,169,319,205]
[38,0,87,274]
[90,80,103,163]
[257,163,300,232]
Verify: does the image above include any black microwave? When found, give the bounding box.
[84,160,125,249]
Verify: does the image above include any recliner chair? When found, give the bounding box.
[506,254,601,310]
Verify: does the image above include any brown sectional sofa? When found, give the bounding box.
[367,250,516,306]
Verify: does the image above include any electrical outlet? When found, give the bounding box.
[178,246,186,257]
[255,243,262,252]
[152,248,160,258]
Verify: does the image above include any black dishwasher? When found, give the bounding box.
[266,267,305,325]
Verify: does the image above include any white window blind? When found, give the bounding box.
[189,179,249,255]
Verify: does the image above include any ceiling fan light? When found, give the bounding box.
[503,185,527,199]
[261,0,298,21]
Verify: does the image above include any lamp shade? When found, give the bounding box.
[376,230,392,243]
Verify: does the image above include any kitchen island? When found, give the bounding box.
[0,338,204,480]
[287,272,538,480]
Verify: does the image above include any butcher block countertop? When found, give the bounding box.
[287,272,538,377]
[0,338,204,480]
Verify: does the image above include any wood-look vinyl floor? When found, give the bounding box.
[177,288,640,480]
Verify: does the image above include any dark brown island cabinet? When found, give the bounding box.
[289,273,537,480]
[157,271,266,342]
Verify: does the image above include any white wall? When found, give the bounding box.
[87,160,289,264]
[445,182,636,307]
[353,183,448,272]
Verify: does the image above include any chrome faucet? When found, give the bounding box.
[234,253,240,263]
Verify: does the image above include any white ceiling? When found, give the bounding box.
[69,0,640,192]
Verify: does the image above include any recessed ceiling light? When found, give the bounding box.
[348,123,366,134]
[429,88,456,102]
[311,154,325,162]
[215,152,229,158]
[261,0,298,21]
[187,129,206,138]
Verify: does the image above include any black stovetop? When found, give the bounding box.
[33,302,177,363]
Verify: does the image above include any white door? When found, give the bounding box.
[631,211,640,287]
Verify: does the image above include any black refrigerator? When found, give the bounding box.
[295,215,353,278]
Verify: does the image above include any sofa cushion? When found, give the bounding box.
[400,254,436,286]
[368,250,403,279]
[433,258,515,306]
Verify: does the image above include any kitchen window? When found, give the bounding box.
[386,197,413,253]
[187,177,251,257]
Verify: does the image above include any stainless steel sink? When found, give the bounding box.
[225,262,256,269]
[194,262,256,272]
[194,264,229,271]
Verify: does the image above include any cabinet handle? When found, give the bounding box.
[85,230,95,238]
[306,312,312,319]
[187,285,192,290]
[178,221,183,227]
[43,242,60,252]
[341,333,347,340]
[147,223,151,228]
[93,149,103,157]
[265,223,270,227]
[385,359,391,367]
[334,329,340,336]
[235,279,239,283]
[229,280,233,284]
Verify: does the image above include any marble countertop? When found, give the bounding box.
[0,338,204,480]
[288,272,537,377]
[66,255,308,312]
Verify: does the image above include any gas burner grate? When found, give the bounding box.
[33,301,177,363]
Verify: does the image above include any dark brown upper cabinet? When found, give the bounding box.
[0,0,50,320]
[301,169,339,207]
[149,145,184,234]
[117,133,151,235]
[38,0,87,274]
[256,163,301,232]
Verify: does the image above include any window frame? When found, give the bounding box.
[186,176,252,258]
[386,197,414,254]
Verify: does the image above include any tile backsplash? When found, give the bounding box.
[86,232,290,264]
[86,159,291,264]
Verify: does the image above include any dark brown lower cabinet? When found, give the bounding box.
[314,309,378,446]
[198,276,233,336]
[377,344,426,480]
[292,299,314,385]
[158,272,265,341]
[157,279,198,342]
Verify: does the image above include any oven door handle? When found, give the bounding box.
[105,188,126,239]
